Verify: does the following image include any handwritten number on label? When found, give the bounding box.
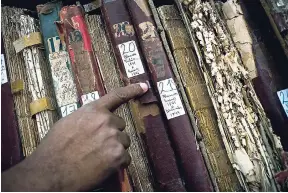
[158,79,176,94]
[120,41,136,55]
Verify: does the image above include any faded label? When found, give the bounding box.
[49,51,77,107]
[81,91,100,105]
[1,54,8,85]
[157,78,186,119]
[60,103,78,117]
[118,40,145,78]
[113,21,135,38]
[139,22,157,41]
[277,89,288,117]
[47,36,62,53]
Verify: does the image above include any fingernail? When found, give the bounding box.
[138,83,148,93]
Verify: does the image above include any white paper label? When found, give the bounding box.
[81,91,100,105]
[49,51,78,107]
[118,40,145,78]
[157,78,186,119]
[277,89,288,117]
[1,54,8,85]
[61,103,78,117]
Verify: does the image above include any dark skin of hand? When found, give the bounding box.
[1,83,148,192]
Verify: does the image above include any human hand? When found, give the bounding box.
[1,83,148,191]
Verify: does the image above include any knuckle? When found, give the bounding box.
[108,128,118,138]
[101,114,113,125]
[112,144,125,159]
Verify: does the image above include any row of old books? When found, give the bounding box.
[1,0,288,191]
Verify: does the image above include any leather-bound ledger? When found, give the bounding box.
[158,5,241,192]
[102,0,186,191]
[125,0,213,191]
[1,39,22,171]
[86,14,154,192]
[37,2,79,118]
[2,6,39,156]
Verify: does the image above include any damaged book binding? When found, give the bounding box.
[102,0,186,191]
[125,0,213,191]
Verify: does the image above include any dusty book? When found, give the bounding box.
[37,1,79,118]
[157,4,241,192]
[14,14,59,140]
[101,0,186,191]
[2,6,39,156]
[220,0,288,152]
[179,0,283,191]
[125,0,213,191]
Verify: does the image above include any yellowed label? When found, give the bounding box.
[11,79,24,94]
[13,32,42,53]
[30,97,54,116]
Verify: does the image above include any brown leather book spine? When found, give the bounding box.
[125,0,213,191]
[1,39,22,171]
[101,0,186,191]
[58,5,106,105]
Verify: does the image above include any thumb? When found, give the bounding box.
[96,83,148,111]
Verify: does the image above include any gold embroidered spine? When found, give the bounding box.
[157,5,241,191]
[1,7,39,156]
[85,14,154,192]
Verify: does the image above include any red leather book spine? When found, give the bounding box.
[125,0,213,191]
[1,38,22,171]
[101,0,186,191]
[58,6,106,105]
[57,5,130,191]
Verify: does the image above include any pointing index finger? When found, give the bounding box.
[96,83,148,111]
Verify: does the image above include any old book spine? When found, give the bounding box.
[85,14,154,192]
[57,5,130,191]
[125,0,213,191]
[58,5,106,104]
[2,6,39,156]
[157,5,241,192]
[37,2,79,118]
[16,15,59,140]
[221,0,288,153]
[101,0,186,191]
[181,0,282,191]
[1,39,22,171]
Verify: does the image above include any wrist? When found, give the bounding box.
[2,152,61,191]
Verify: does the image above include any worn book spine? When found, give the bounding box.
[2,7,39,156]
[15,15,59,140]
[1,39,22,171]
[57,5,106,105]
[221,0,288,151]
[125,0,213,191]
[86,14,154,192]
[101,0,186,191]
[37,2,79,118]
[157,5,241,192]
[57,5,130,191]
[180,0,282,191]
